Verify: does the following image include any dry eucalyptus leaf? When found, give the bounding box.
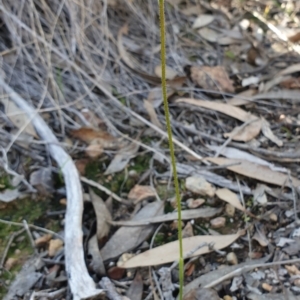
[198,28,219,42]
[127,185,156,204]
[207,157,300,187]
[143,99,162,128]
[104,142,139,175]
[70,127,118,148]
[184,288,220,300]
[227,89,256,106]
[110,207,222,226]
[208,145,287,173]
[224,119,262,142]
[118,231,244,268]
[89,188,112,241]
[192,14,214,29]
[1,96,38,138]
[88,234,106,276]
[253,184,268,205]
[101,201,164,261]
[184,66,234,93]
[154,65,177,80]
[126,271,143,300]
[215,188,245,213]
[261,118,283,147]
[30,167,53,195]
[176,98,254,122]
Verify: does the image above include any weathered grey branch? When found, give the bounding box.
[0,78,103,300]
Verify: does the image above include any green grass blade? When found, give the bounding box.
[158,1,184,299]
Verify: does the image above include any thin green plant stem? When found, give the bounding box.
[158,1,184,299]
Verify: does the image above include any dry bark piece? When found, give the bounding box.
[184,65,234,93]
[127,185,156,204]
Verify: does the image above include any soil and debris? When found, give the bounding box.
[1,0,300,299]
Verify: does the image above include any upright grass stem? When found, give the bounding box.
[158,1,184,299]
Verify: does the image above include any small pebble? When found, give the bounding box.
[226,252,238,265]
[210,217,226,228]
[186,198,205,209]
[293,278,300,287]
[269,213,278,222]
[223,296,232,300]
[262,282,273,292]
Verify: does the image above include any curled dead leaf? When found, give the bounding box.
[128,185,156,204]
[184,65,234,94]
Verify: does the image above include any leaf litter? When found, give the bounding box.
[2,0,300,299]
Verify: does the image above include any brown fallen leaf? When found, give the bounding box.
[280,77,300,89]
[207,157,300,187]
[184,65,234,94]
[70,127,118,148]
[118,231,244,268]
[289,32,300,43]
[224,119,262,142]
[128,185,156,204]
[35,234,53,247]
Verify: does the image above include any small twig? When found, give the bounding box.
[80,176,130,205]
[30,287,67,300]
[22,220,36,253]
[0,218,63,239]
[204,258,300,289]
[0,228,25,270]
[236,176,252,258]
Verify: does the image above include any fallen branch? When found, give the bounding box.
[0,78,103,300]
